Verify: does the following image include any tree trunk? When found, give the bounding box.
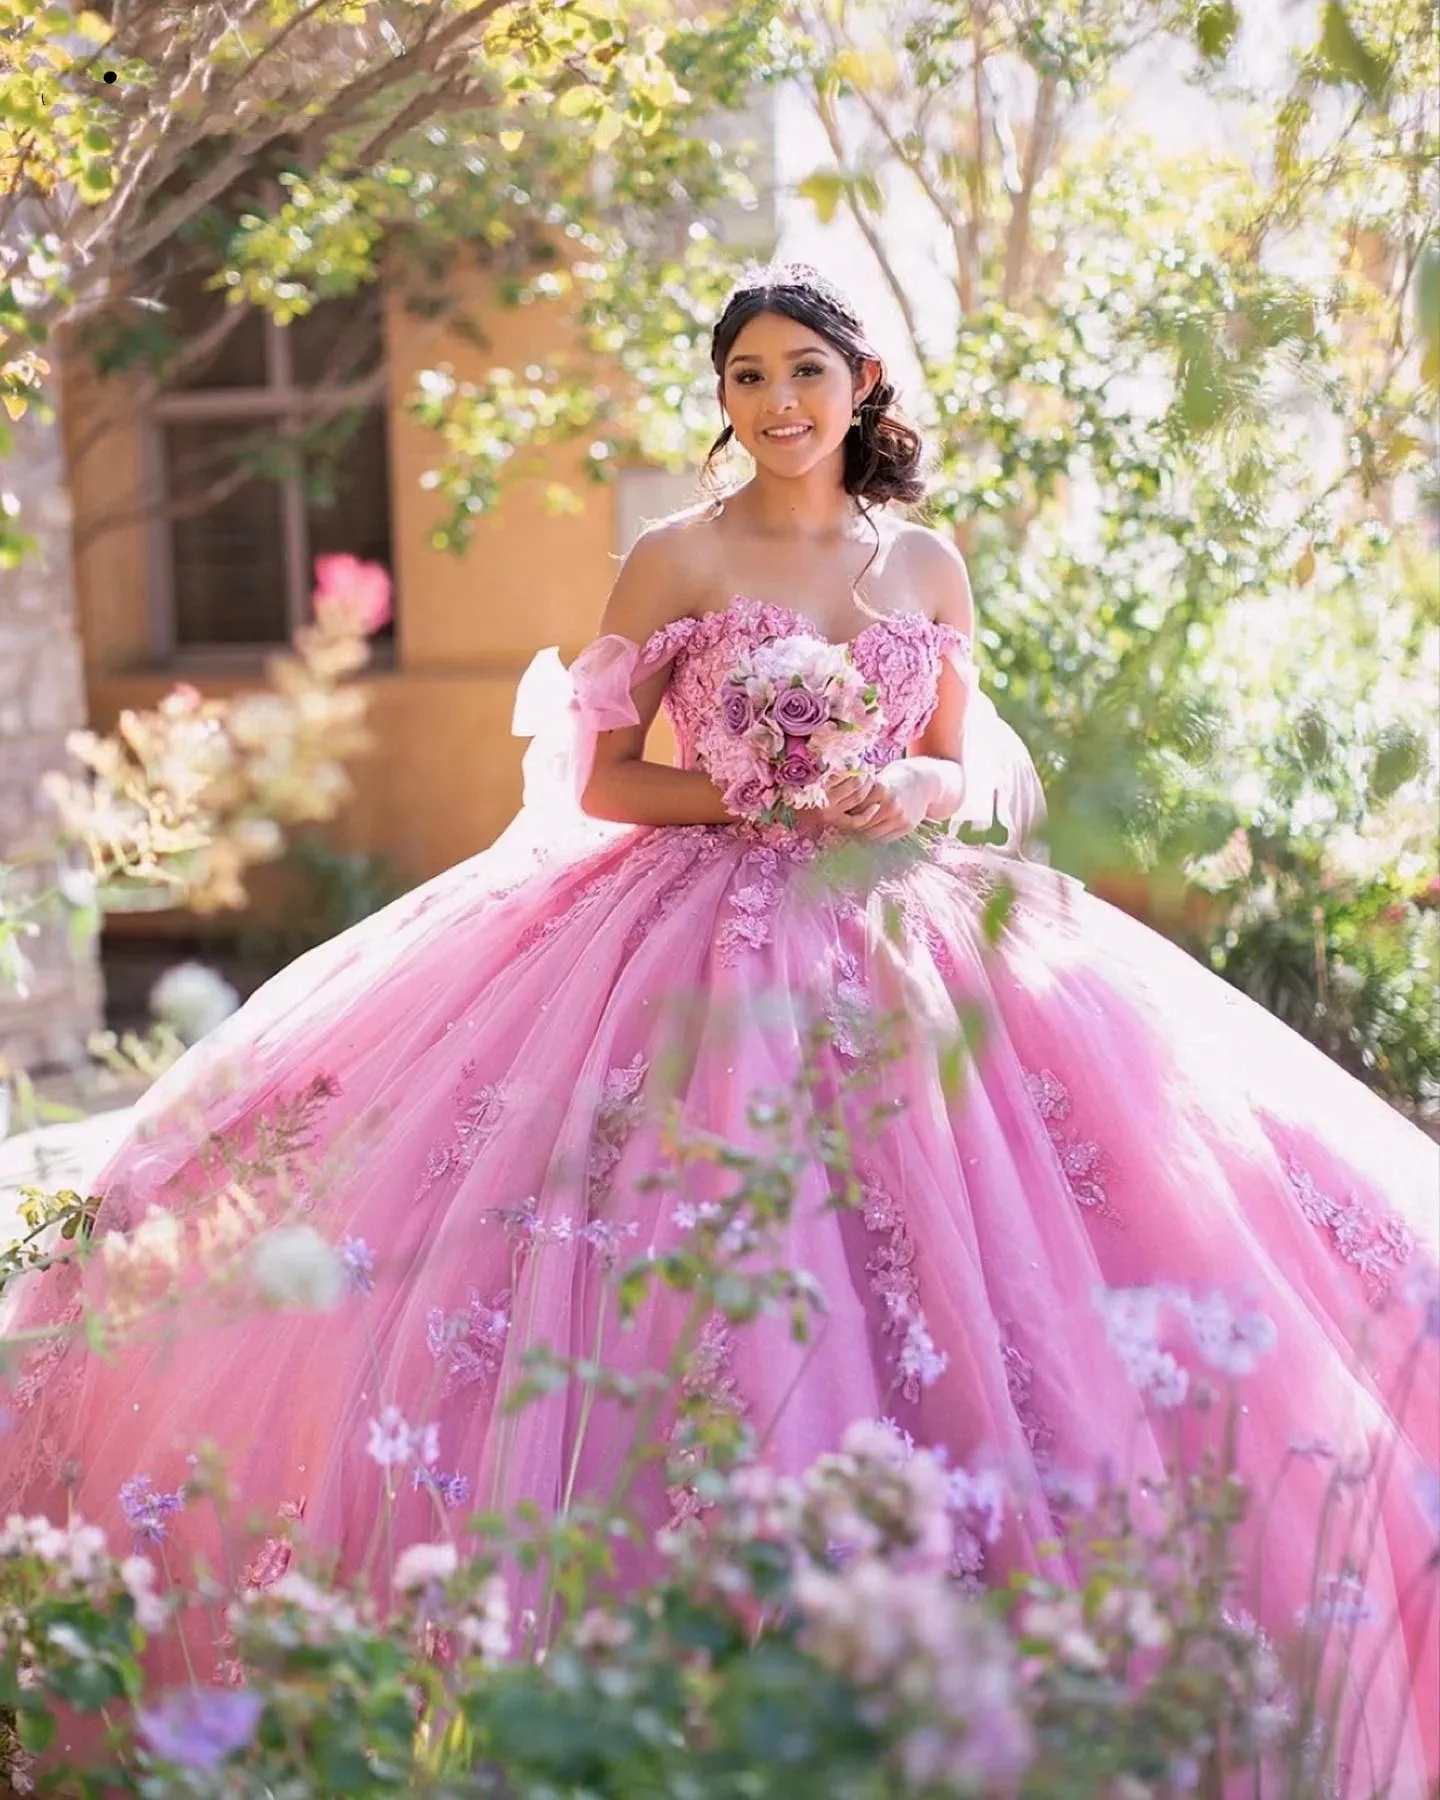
[0,374,105,1076]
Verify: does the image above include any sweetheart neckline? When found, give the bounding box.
[699,593,945,652]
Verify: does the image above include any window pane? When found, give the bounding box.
[161,273,269,390]
[165,422,289,646]
[287,287,384,387]
[305,409,395,641]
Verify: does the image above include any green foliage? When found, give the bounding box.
[0,0,788,563]
[236,830,412,968]
[765,0,1439,1113]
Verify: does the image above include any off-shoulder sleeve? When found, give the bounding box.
[511,624,691,814]
[933,620,975,665]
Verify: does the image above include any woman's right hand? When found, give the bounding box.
[797,771,882,836]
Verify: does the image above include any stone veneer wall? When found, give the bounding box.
[0,386,105,1073]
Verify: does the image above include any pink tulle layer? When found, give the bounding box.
[2,600,1436,1793]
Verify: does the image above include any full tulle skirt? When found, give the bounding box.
[3,821,1437,1793]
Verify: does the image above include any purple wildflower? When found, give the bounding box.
[581,1218,639,1268]
[1298,1571,1374,1631]
[119,1474,185,1545]
[136,1686,264,1771]
[340,1236,376,1296]
[412,1466,472,1510]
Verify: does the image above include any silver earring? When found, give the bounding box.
[850,409,863,430]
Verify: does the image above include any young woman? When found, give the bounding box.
[4,262,1436,1791]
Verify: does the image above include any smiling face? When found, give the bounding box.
[718,308,877,478]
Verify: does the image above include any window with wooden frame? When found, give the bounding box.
[144,278,395,666]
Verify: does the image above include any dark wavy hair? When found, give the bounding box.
[702,261,926,507]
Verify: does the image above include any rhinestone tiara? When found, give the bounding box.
[722,258,860,323]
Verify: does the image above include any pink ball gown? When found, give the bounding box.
[2,597,1437,1792]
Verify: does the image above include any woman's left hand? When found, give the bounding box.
[849,762,935,842]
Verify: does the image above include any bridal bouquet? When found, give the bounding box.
[706,635,882,825]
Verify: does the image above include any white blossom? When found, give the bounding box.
[250,1225,344,1311]
[365,1404,439,1470]
[120,1555,168,1632]
[455,1574,512,1663]
[149,961,240,1044]
[1169,1289,1278,1377]
[392,1541,458,1593]
[1093,1285,1191,1407]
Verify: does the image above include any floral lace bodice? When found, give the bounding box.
[638,596,973,777]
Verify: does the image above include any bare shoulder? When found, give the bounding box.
[894,522,974,632]
[596,505,715,642]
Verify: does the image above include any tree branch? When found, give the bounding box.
[1002,71,1057,305]
[810,13,974,315]
[964,0,989,304]
[812,86,919,345]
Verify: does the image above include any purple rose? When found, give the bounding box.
[725,774,776,818]
[721,685,754,736]
[772,682,829,736]
[776,742,821,789]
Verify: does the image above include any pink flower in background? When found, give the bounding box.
[159,683,203,718]
[312,554,392,637]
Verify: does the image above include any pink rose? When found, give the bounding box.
[721,685,754,735]
[771,682,829,736]
[777,741,821,789]
[313,554,393,636]
[832,680,876,728]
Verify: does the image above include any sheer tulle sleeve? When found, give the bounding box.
[511,633,649,816]
[939,635,1050,866]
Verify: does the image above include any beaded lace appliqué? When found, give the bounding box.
[1023,1068,1122,1226]
[825,947,871,1061]
[716,848,784,964]
[1000,1326,1055,1468]
[1283,1158,1415,1302]
[857,1170,948,1404]
[662,1313,746,1530]
[587,1053,649,1209]
[426,1287,513,1394]
[418,1063,509,1195]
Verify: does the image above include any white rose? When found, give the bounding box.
[250,1225,344,1311]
